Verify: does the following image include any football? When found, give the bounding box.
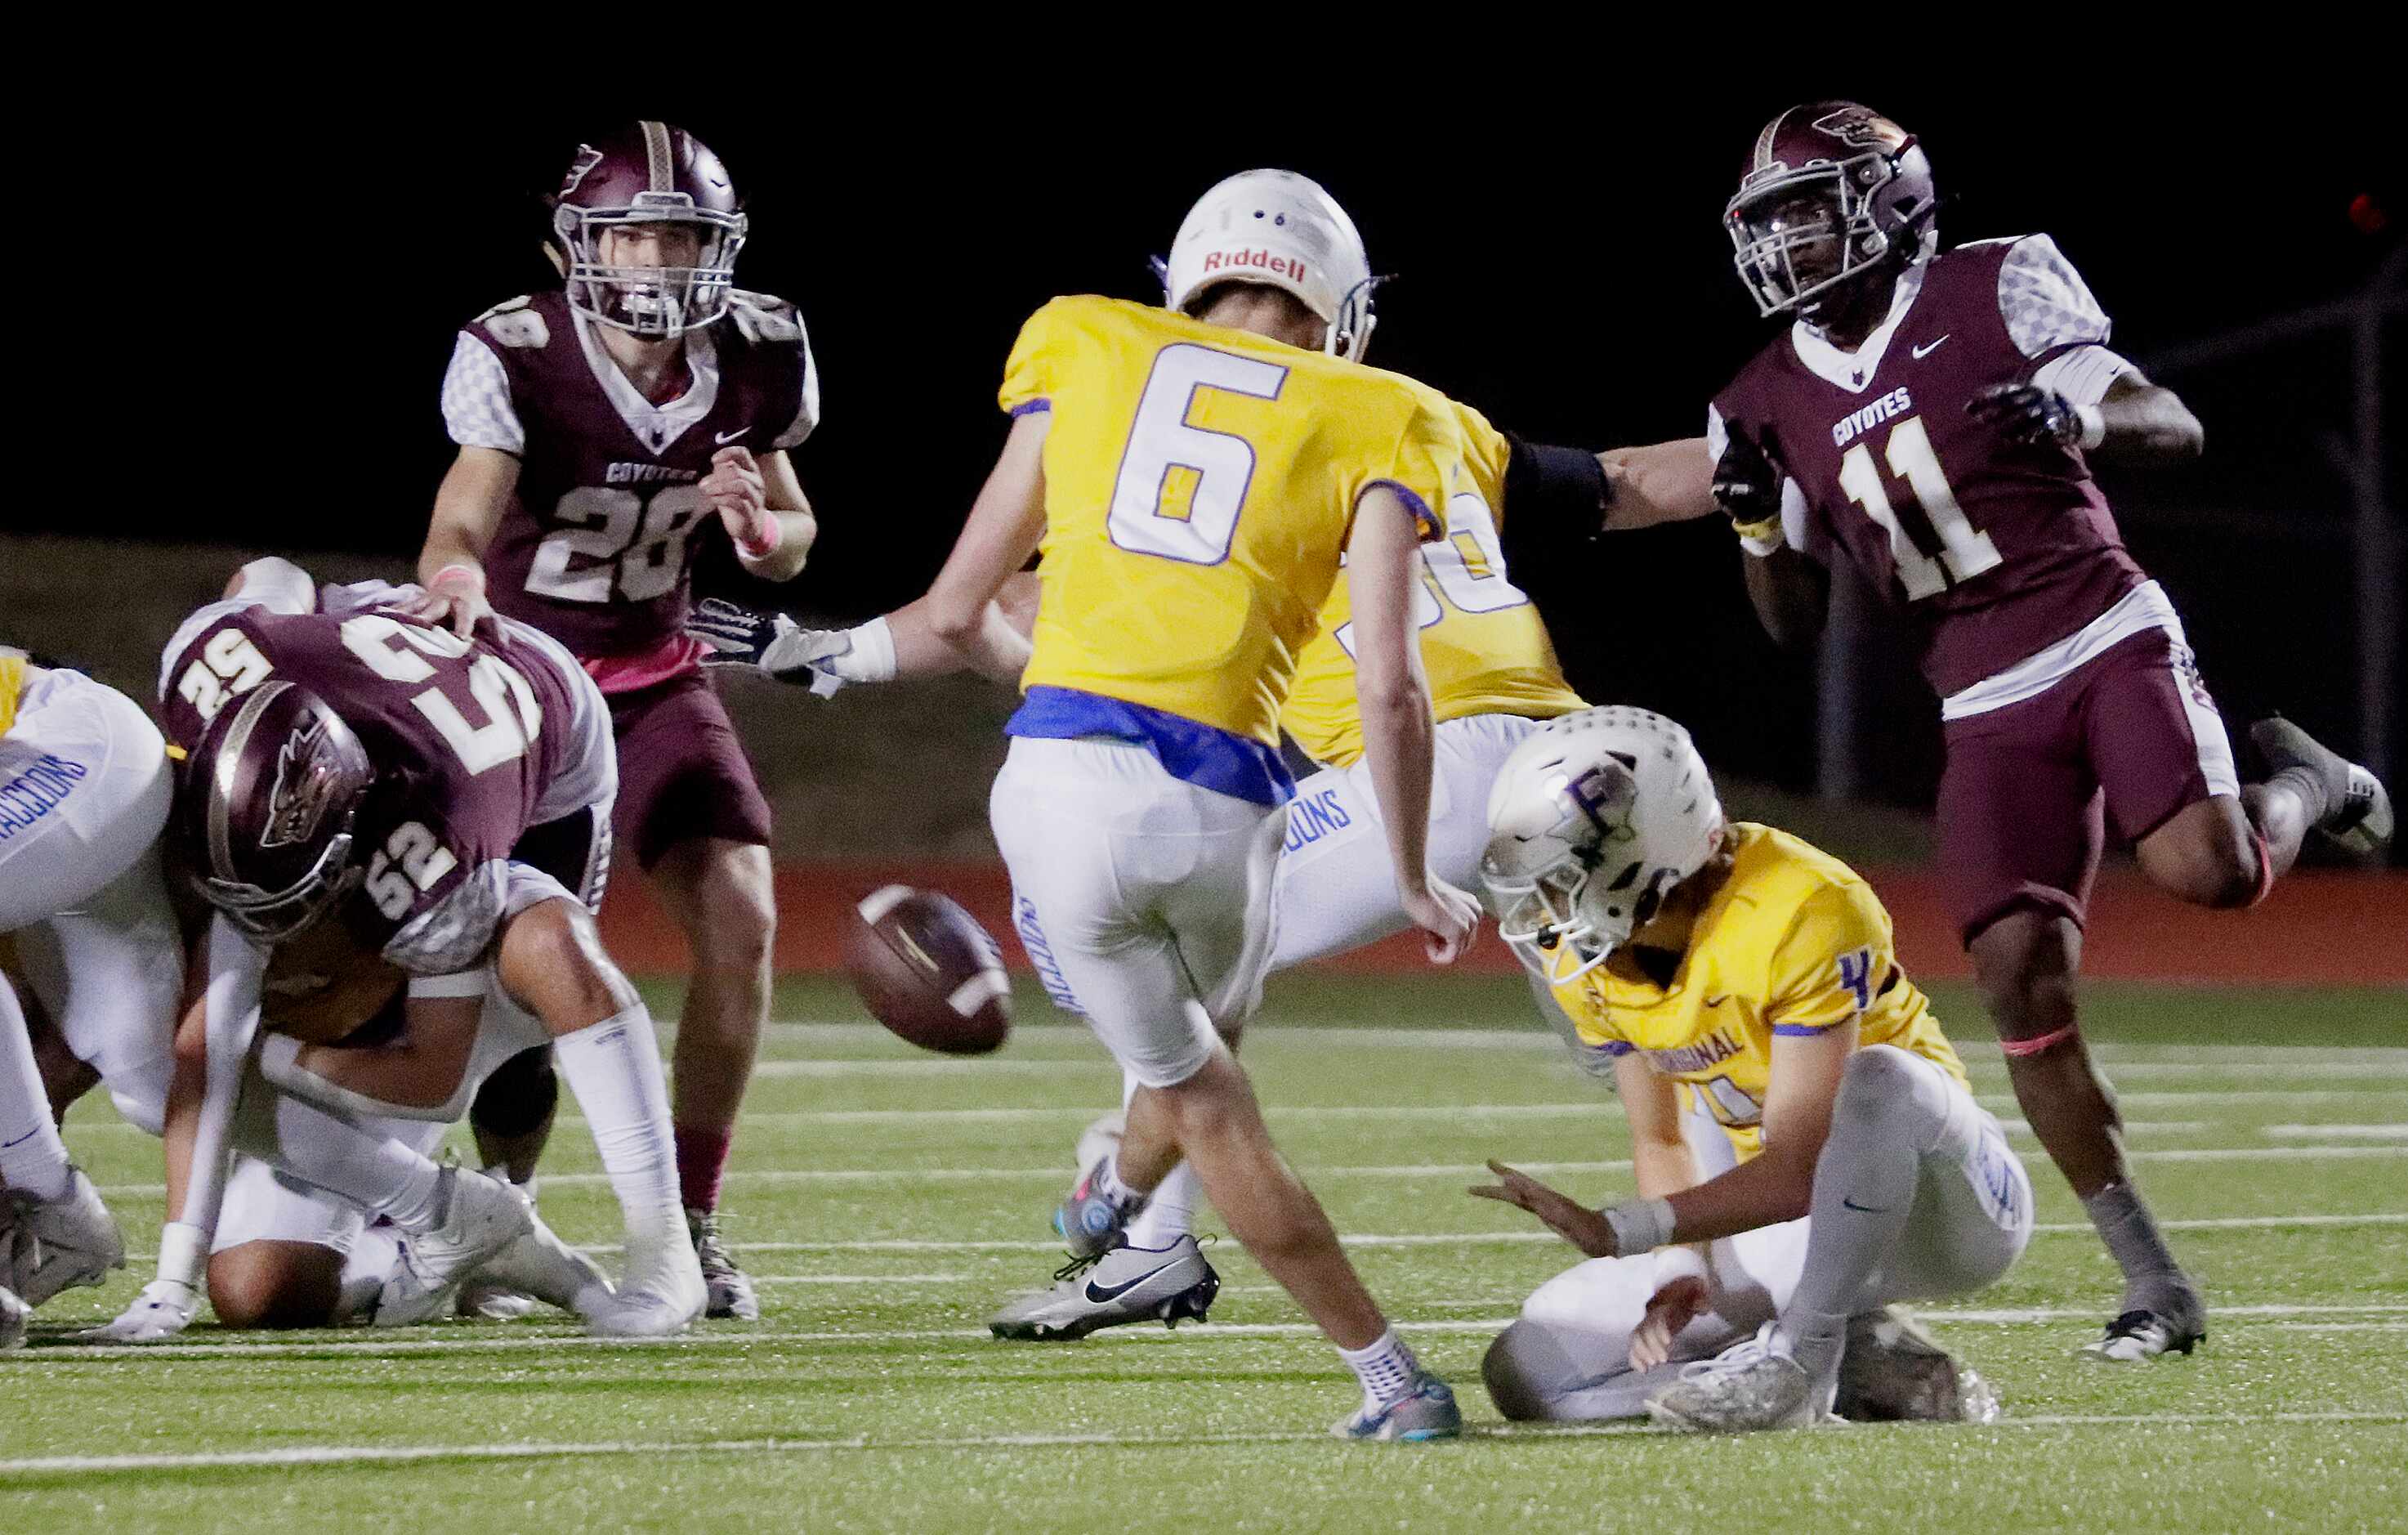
[843,885,1012,1054]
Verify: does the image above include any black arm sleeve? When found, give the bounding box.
[1499,435,1611,574]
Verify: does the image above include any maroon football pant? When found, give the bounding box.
[1938,629,2237,946]
[605,669,775,870]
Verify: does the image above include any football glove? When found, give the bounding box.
[83,1278,199,1344]
[687,598,851,695]
[1968,382,2096,447]
[1712,427,1785,546]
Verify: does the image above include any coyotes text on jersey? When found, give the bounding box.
[442,287,818,665]
[1710,235,2145,699]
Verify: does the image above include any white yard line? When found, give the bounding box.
[2263,1124,2407,1139]
[756,1023,2408,1062]
[749,1274,968,1286]
[122,1211,2408,1268]
[29,1302,2408,1364]
[61,1090,2399,1140]
[83,1143,2408,1202]
[5,1409,2402,1477]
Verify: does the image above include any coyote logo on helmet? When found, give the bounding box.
[1812,105,1904,150]
[261,718,346,849]
[559,143,606,200]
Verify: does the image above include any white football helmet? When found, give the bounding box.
[1160,169,1377,361]
[1481,708,1727,978]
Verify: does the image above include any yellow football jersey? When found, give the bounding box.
[0,652,24,739]
[1281,396,1587,767]
[1548,821,1967,1162]
[1000,295,1452,749]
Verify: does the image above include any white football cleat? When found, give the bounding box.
[1647,1324,1840,1434]
[9,1169,126,1306]
[2,1283,28,1349]
[990,1235,1220,1341]
[468,1190,613,1320]
[373,1169,533,1327]
[583,1224,706,1337]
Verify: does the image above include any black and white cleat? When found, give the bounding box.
[2080,1307,2206,1363]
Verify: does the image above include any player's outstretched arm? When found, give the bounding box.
[88,920,266,1341]
[1716,426,1829,648]
[407,448,520,638]
[1601,437,1720,530]
[923,413,1048,682]
[690,574,1040,692]
[1350,487,1478,964]
[1658,1020,1853,1246]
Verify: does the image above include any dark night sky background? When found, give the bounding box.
[35,76,2401,818]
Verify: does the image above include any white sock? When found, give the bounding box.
[336,1224,402,1322]
[552,1006,682,1264]
[243,1089,447,1233]
[1338,1327,1423,1407]
[1124,1161,1199,1250]
[1094,1152,1142,1208]
[0,975,74,1202]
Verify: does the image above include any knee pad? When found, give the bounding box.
[1483,1321,1578,1422]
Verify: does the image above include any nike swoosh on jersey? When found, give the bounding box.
[1704,996,1731,1007]
[715,427,748,444]
[1084,1260,1180,1304]
[1912,335,1950,359]
[1841,1196,1891,1213]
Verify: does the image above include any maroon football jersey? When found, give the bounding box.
[160,603,583,973]
[1713,238,2144,697]
[445,287,818,661]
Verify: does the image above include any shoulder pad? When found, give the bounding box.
[726,290,803,345]
[471,296,552,351]
[382,860,508,975]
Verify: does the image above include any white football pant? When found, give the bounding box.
[1,669,179,1138]
[991,737,1284,1089]
[1485,1046,2032,1420]
[1270,713,1540,967]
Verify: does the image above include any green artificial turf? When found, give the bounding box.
[5,978,2402,1532]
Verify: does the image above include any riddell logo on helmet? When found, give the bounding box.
[1200,248,1309,282]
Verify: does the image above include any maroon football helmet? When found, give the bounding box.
[177,682,375,942]
[1725,102,1937,319]
[550,121,748,338]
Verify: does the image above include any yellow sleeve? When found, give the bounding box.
[0,652,24,738]
[1356,395,1457,545]
[997,299,1070,418]
[1767,879,1893,1036]
[1452,403,1514,523]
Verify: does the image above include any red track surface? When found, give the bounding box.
[601,862,2408,987]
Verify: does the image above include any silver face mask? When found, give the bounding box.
[558,201,748,338]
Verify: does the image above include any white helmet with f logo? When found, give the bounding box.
[1161,169,1377,362]
[1481,708,1727,978]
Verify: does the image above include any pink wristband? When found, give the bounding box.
[431,562,486,596]
[1999,1023,2080,1058]
[735,513,783,560]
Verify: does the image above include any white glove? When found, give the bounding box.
[687,600,895,696]
[83,1278,199,1344]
